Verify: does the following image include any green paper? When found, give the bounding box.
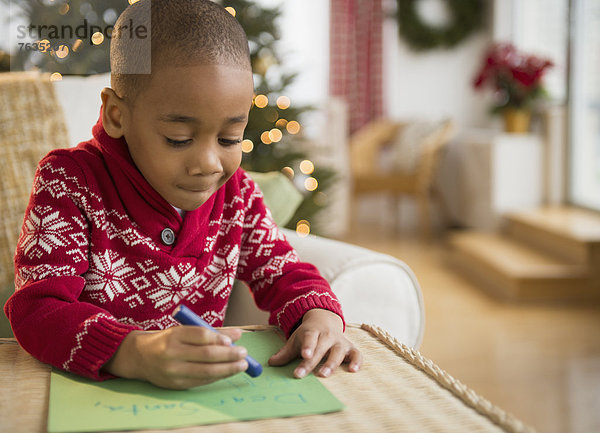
[48,330,345,432]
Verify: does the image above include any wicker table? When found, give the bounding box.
[0,325,535,433]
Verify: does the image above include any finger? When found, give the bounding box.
[317,343,347,378]
[188,359,248,381]
[176,326,232,346]
[294,334,332,378]
[181,344,248,363]
[346,347,363,372]
[268,339,299,366]
[218,327,243,343]
[172,359,249,388]
[299,330,319,360]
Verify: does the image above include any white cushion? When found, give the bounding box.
[53,73,111,147]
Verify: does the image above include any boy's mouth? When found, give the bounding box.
[178,175,225,193]
[181,185,213,192]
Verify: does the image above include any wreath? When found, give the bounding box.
[396,0,486,51]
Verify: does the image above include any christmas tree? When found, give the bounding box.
[4,0,125,75]
[2,0,336,235]
[222,0,337,236]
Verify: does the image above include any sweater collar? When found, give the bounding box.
[91,112,178,220]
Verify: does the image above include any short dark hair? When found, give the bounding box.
[110,0,251,106]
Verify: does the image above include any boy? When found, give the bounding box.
[4,0,361,390]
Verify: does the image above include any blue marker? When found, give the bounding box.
[172,304,263,377]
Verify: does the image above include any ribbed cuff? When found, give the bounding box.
[273,292,345,338]
[64,313,140,381]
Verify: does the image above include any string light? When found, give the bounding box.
[225,6,236,16]
[299,160,314,175]
[276,95,290,109]
[254,94,268,108]
[275,119,288,128]
[260,131,272,144]
[304,177,318,191]
[72,39,83,52]
[281,166,294,179]
[241,139,254,153]
[55,45,69,58]
[296,220,310,237]
[91,32,104,45]
[50,72,62,81]
[58,3,69,15]
[286,120,301,134]
[268,128,282,143]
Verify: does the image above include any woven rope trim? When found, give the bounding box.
[360,323,537,433]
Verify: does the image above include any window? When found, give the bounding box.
[569,0,600,211]
[494,0,569,102]
[497,0,600,211]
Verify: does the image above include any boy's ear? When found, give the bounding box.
[100,87,128,139]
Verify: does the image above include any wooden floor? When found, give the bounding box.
[337,224,600,433]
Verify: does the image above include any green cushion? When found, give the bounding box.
[247,171,302,227]
[0,285,14,338]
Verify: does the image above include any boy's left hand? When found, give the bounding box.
[268,309,362,378]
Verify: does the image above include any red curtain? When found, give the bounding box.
[329,0,384,135]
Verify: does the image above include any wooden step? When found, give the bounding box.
[446,231,598,301]
[504,207,600,265]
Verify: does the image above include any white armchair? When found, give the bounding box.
[225,228,425,349]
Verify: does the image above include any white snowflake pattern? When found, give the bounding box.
[201,304,228,326]
[184,291,204,305]
[19,206,72,259]
[118,315,179,331]
[259,212,278,231]
[249,250,299,292]
[219,209,244,235]
[199,245,239,298]
[245,227,266,244]
[15,264,77,289]
[65,231,89,263]
[204,217,223,253]
[35,164,160,252]
[148,263,202,311]
[204,232,218,253]
[83,250,136,303]
[242,213,262,232]
[237,212,285,274]
[136,259,159,274]
[123,293,145,308]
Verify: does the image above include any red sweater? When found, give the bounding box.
[5,116,343,380]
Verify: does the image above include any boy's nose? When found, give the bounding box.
[187,145,223,176]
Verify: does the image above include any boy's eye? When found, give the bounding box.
[219,138,242,147]
[165,137,242,147]
[165,137,192,147]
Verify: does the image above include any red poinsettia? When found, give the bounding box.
[473,42,553,112]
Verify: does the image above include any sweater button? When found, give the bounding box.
[161,228,175,245]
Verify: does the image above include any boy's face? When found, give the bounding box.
[121,64,254,211]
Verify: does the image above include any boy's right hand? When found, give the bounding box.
[103,326,249,389]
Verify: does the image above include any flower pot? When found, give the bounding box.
[503,108,531,133]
